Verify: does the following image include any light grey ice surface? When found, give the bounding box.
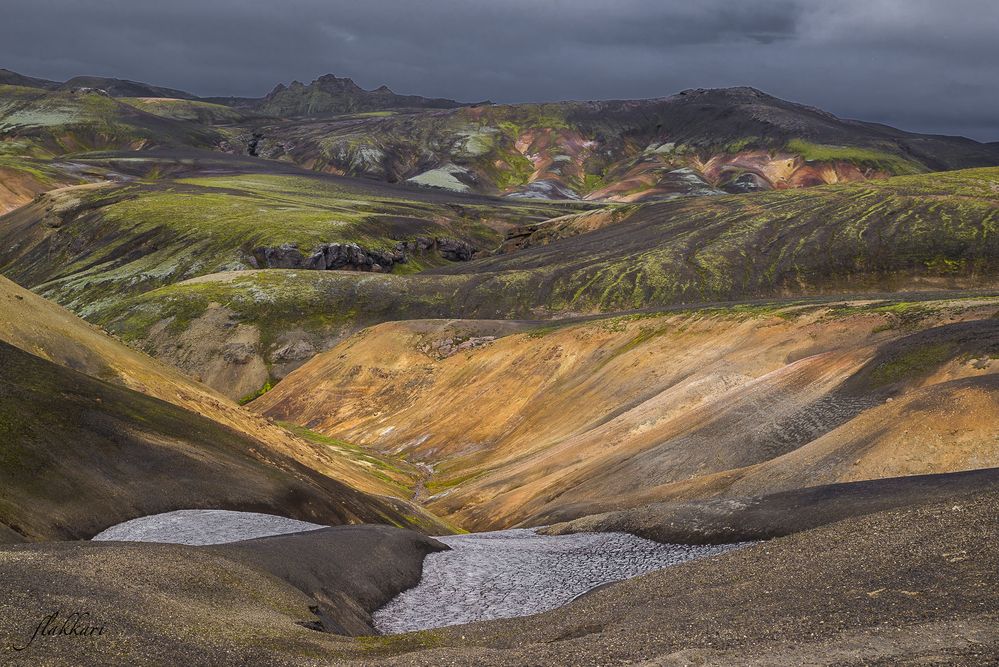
[91,509,326,545]
[373,527,744,634]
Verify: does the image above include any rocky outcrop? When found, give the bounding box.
[397,236,476,262]
[245,73,478,117]
[419,335,496,359]
[306,243,404,272]
[250,237,476,272]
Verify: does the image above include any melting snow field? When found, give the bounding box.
[374,528,743,633]
[91,509,325,545]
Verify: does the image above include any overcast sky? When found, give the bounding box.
[3,0,996,140]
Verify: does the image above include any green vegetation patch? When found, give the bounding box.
[238,380,274,405]
[277,421,418,495]
[786,139,924,175]
[870,342,955,386]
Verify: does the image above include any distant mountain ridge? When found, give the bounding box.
[0,68,199,98]
[240,86,999,200]
[1,66,998,204]
[0,67,60,90]
[1,67,482,116]
[205,73,485,116]
[57,75,199,100]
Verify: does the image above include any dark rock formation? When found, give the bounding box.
[251,243,305,268]
[397,236,476,262]
[250,237,477,272]
[305,242,403,272]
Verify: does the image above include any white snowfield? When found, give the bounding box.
[91,509,326,545]
[374,528,744,633]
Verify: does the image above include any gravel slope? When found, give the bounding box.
[543,467,999,544]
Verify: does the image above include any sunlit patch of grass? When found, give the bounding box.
[786,139,924,175]
[870,342,955,386]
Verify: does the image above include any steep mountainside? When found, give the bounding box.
[237,87,999,200]
[254,296,999,529]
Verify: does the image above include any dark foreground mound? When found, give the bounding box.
[211,526,447,635]
[0,341,440,542]
[1,490,996,665]
[0,526,445,665]
[542,468,999,544]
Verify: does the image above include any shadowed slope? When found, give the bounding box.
[543,467,999,544]
[0,274,447,509]
[0,341,445,542]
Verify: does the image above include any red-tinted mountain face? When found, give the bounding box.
[234,87,999,201]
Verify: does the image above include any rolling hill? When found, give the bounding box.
[84,167,999,394]
[254,296,999,530]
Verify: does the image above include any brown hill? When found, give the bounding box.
[254,297,999,530]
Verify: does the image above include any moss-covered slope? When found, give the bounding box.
[95,167,999,395]
[0,169,582,319]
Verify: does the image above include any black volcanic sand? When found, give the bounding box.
[541,467,999,544]
[1,488,997,665]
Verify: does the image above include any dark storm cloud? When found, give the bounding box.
[1,0,996,140]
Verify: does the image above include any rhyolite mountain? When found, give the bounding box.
[3,68,999,204]
[235,86,999,200]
